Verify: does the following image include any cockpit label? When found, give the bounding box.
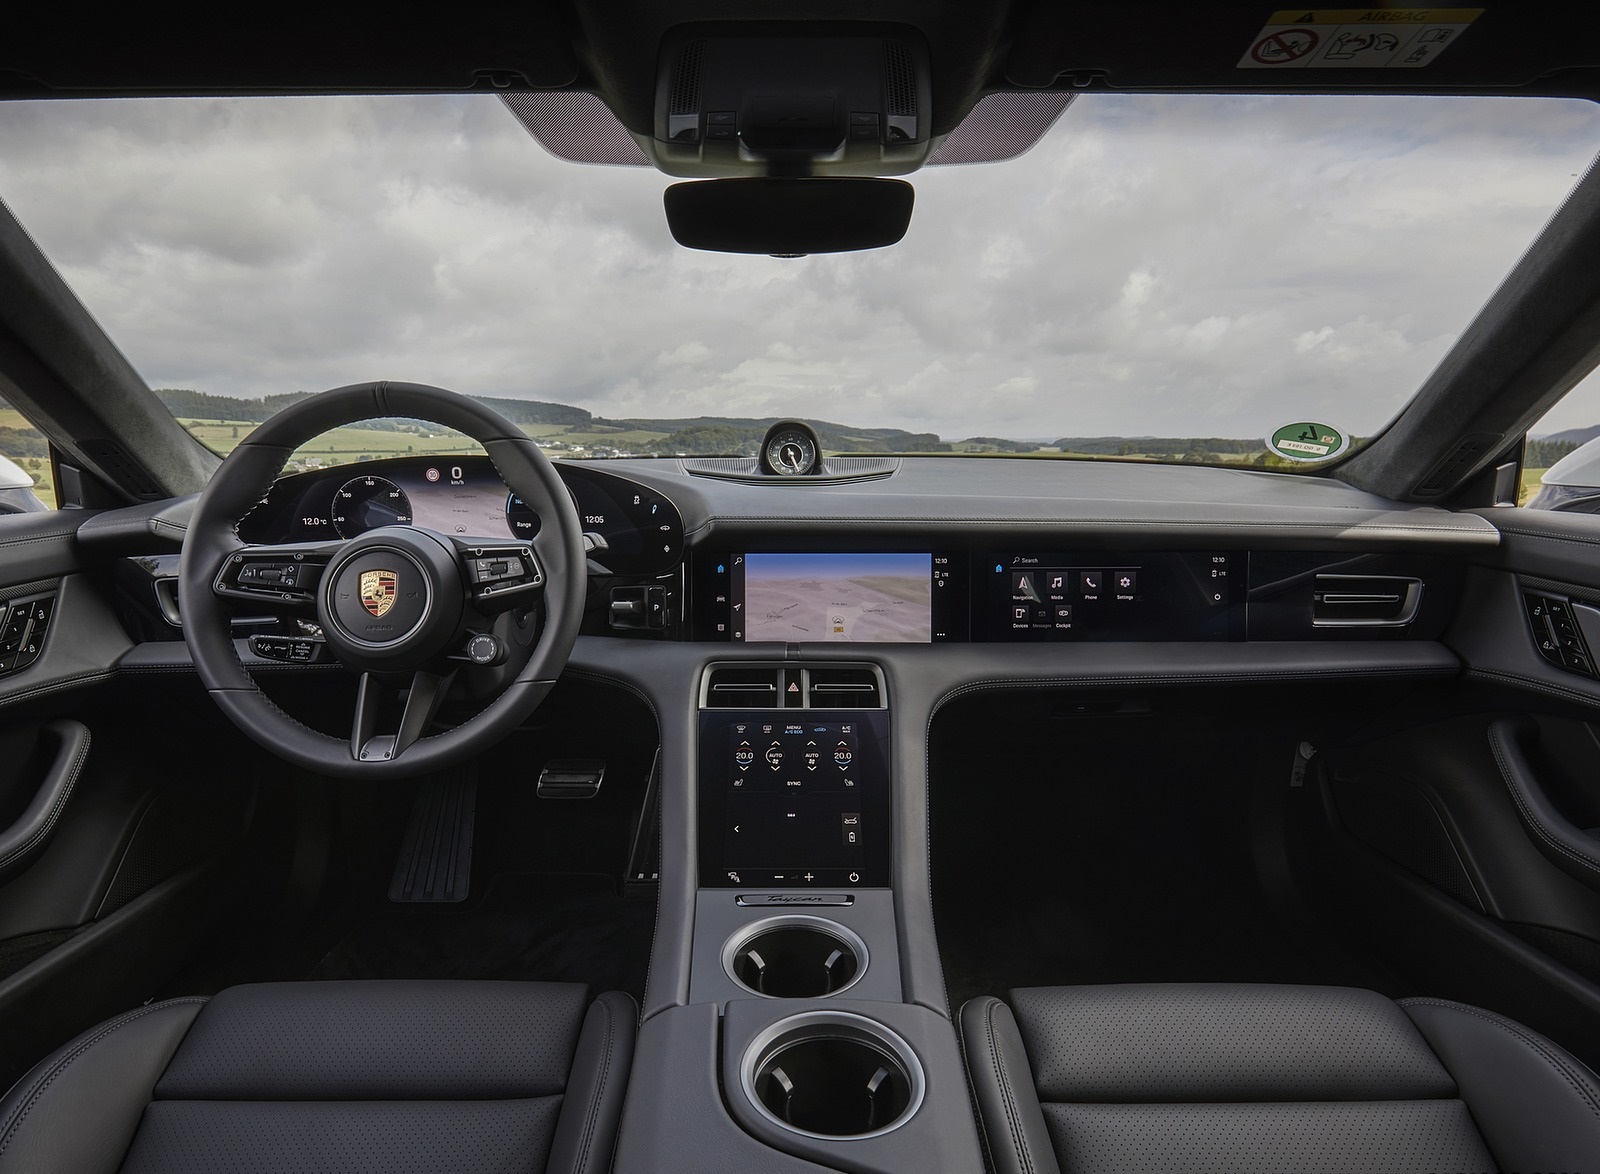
[1237,9,1482,70]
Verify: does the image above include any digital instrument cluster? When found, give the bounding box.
[236,455,684,575]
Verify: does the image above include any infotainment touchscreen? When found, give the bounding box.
[736,552,935,643]
[691,549,1244,642]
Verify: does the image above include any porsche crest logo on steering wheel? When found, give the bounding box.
[359,569,398,618]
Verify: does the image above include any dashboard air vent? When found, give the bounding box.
[806,666,883,708]
[703,665,783,708]
[1312,575,1423,627]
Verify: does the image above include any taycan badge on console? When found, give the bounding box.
[360,569,398,617]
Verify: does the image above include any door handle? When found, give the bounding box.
[0,719,90,884]
[1489,716,1600,892]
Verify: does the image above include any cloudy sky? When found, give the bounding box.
[1,92,1598,441]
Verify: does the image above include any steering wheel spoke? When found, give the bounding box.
[213,541,342,615]
[447,537,546,615]
[351,669,456,763]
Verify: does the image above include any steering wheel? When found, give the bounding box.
[178,382,586,778]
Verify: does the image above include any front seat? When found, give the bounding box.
[963,983,1600,1174]
[0,980,634,1174]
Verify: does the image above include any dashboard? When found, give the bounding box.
[217,452,1489,648]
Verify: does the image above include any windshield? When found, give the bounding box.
[2,92,1598,471]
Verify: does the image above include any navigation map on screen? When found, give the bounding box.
[741,553,933,643]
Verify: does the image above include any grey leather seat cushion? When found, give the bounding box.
[0,979,636,1174]
[963,982,1600,1174]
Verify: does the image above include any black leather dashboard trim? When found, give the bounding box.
[0,514,83,585]
[584,458,1501,550]
[74,495,195,554]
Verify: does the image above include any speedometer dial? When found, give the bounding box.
[332,475,413,538]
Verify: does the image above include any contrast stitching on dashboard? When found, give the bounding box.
[0,670,118,713]
[0,997,208,1157]
[1494,526,1600,551]
[1467,666,1600,707]
[0,726,90,875]
[1487,722,1600,878]
[118,664,344,674]
[686,517,1498,538]
[1400,998,1600,1125]
[0,531,78,549]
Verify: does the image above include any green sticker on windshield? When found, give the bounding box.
[1268,422,1348,462]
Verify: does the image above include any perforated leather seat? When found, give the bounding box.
[0,980,634,1174]
[963,982,1600,1174]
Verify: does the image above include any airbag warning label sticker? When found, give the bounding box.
[1238,9,1483,69]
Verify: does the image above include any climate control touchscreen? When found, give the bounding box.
[698,710,891,888]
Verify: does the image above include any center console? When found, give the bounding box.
[635,659,984,1173]
[690,663,902,1007]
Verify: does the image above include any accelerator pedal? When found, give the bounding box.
[388,776,477,903]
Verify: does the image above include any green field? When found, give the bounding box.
[176,417,674,467]
[0,404,1564,512]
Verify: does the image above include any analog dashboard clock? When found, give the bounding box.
[760,420,823,476]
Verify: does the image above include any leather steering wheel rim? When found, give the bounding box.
[178,381,586,779]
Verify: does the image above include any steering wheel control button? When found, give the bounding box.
[249,635,327,663]
[218,553,325,606]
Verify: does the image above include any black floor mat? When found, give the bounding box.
[306,873,656,1000]
[931,702,1393,1011]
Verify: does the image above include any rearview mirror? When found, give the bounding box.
[663,177,914,255]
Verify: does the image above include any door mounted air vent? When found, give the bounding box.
[1312,575,1423,627]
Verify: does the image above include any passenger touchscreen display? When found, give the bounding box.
[736,552,935,643]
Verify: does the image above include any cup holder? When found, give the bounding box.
[742,1012,926,1139]
[722,916,868,999]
